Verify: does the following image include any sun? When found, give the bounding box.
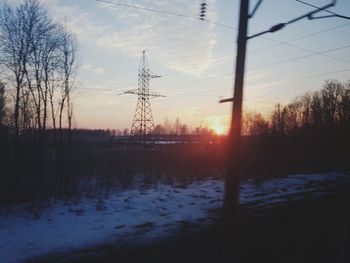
[213,125,225,135]
[204,115,229,135]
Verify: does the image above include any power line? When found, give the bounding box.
[76,41,349,92]
[154,43,350,89]
[243,68,350,105]
[243,34,350,66]
[75,67,350,100]
[78,42,350,95]
[249,44,350,71]
[78,87,128,92]
[92,0,350,93]
[96,0,350,67]
[163,44,350,90]
[96,0,349,55]
[172,23,350,72]
[169,93,221,98]
[160,72,233,90]
[165,25,350,70]
[259,37,350,65]
[246,67,350,96]
[251,22,350,54]
[95,0,235,29]
[288,67,350,81]
[247,0,337,39]
[295,0,350,20]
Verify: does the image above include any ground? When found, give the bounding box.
[0,173,349,263]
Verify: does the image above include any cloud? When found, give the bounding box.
[7,1,219,77]
[65,0,218,76]
[248,80,287,90]
[38,0,110,45]
[178,106,201,116]
[82,64,105,75]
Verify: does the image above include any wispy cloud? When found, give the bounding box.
[82,64,105,75]
[39,0,110,45]
[248,80,287,90]
[51,0,219,76]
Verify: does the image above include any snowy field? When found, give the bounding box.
[0,172,348,263]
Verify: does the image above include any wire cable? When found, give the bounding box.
[295,0,350,20]
[96,0,350,66]
[249,44,350,71]
[251,22,350,53]
[92,0,350,93]
[76,67,350,100]
[95,0,235,29]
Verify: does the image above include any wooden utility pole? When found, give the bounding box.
[221,0,337,224]
[223,0,249,223]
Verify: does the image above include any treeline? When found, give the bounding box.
[0,0,78,147]
[109,118,218,137]
[243,80,350,136]
[240,80,350,175]
[154,118,216,136]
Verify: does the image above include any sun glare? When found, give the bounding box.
[213,125,224,135]
[204,115,229,136]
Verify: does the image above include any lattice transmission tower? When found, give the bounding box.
[121,51,164,144]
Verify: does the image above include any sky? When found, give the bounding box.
[3,0,350,132]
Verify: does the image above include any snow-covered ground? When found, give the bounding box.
[0,172,348,263]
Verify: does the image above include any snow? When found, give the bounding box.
[240,173,346,208]
[0,172,348,263]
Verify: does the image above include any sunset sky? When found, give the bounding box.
[5,0,350,132]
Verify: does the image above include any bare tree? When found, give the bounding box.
[41,28,61,133]
[27,10,55,132]
[339,81,350,124]
[285,101,302,135]
[300,93,312,128]
[271,103,287,136]
[0,82,5,126]
[242,111,269,136]
[0,0,79,148]
[57,28,78,144]
[250,113,269,136]
[321,80,342,125]
[0,1,34,136]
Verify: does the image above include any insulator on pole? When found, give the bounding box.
[199,1,207,20]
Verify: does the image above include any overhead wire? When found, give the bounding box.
[96,0,349,71]
[249,44,350,71]
[160,44,350,90]
[90,0,350,99]
[95,0,350,68]
[244,67,350,102]
[77,46,350,97]
[250,22,350,53]
[76,67,350,101]
[166,23,350,73]
[95,0,235,29]
[295,0,350,20]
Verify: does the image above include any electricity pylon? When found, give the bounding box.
[121,50,164,145]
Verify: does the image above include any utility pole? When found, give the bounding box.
[223,0,249,223]
[198,0,340,259]
[217,0,339,224]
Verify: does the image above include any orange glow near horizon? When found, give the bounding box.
[213,125,225,135]
[205,115,230,136]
